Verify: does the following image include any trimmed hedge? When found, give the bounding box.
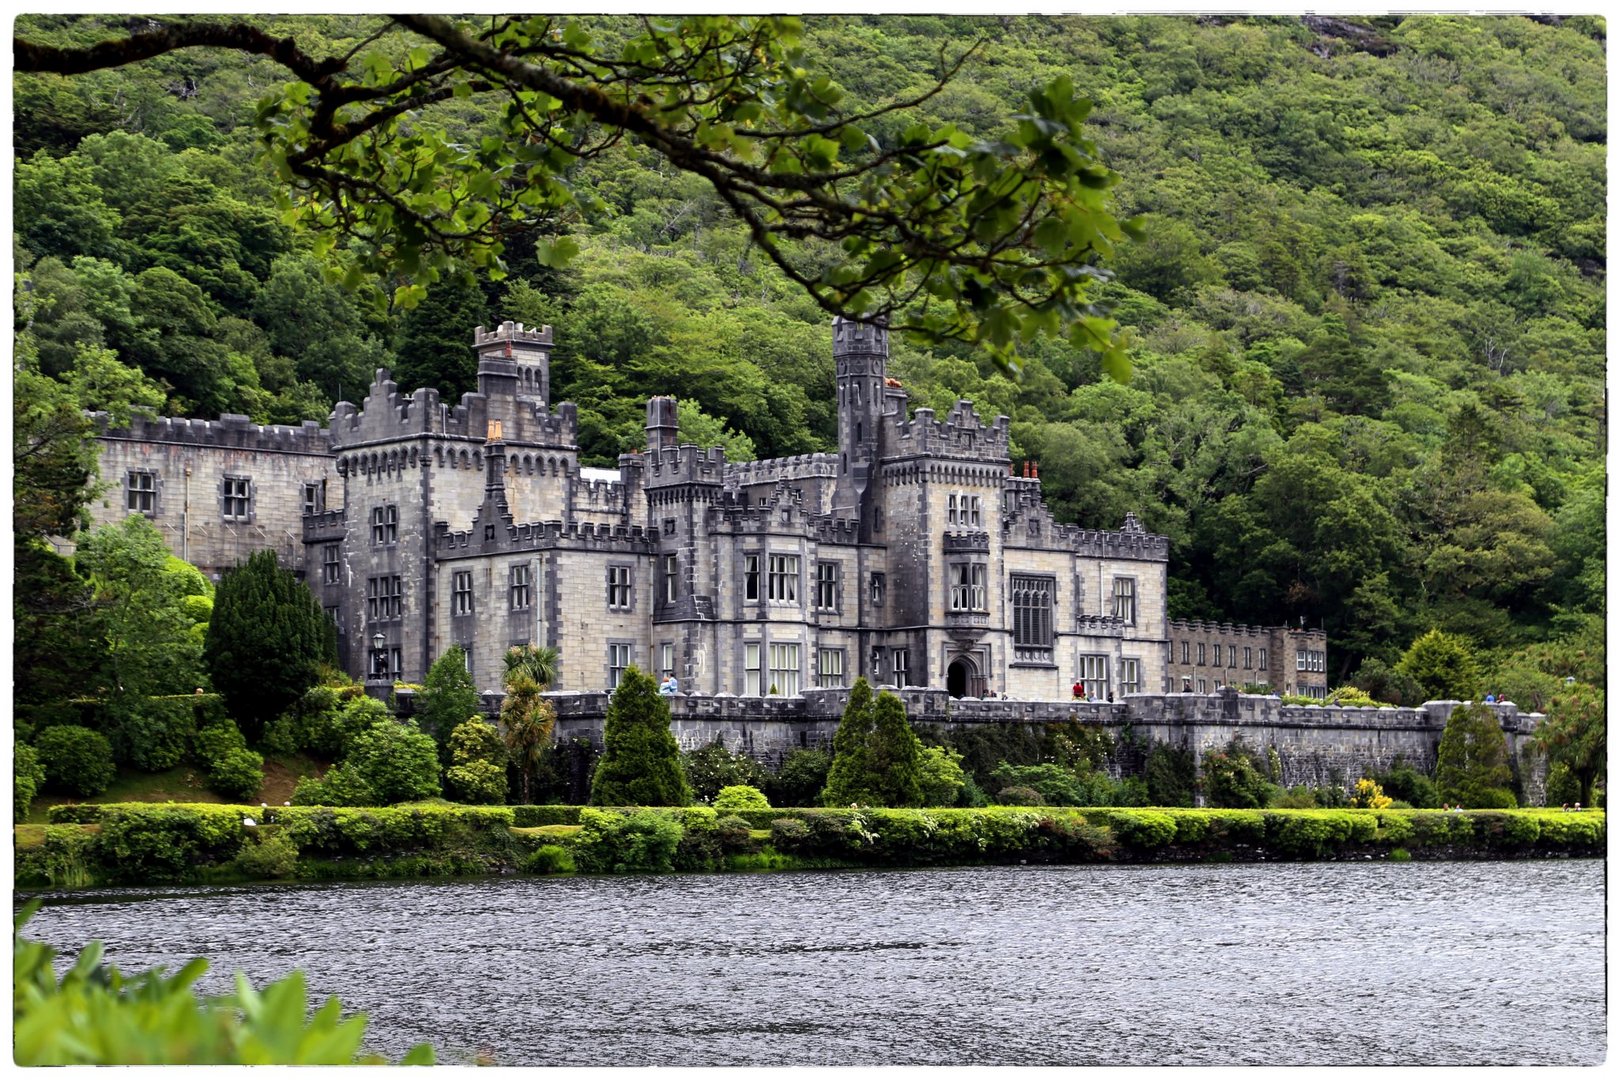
[16,805,1606,889]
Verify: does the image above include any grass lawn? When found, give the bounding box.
[23,753,327,823]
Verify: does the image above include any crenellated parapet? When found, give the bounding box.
[883,399,1011,462]
[811,517,861,545]
[643,444,727,487]
[329,369,578,450]
[724,453,837,490]
[91,412,330,455]
[943,530,991,553]
[1170,618,1273,641]
[1047,522,1170,561]
[302,508,347,542]
[434,517,654,557]
[571,475,626,514]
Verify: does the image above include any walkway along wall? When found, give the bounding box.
[395,686,1546,805]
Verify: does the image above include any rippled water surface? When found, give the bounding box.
[21,861,1605,1065]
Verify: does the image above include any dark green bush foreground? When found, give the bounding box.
[18,803,1605,889]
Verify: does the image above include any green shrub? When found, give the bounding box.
[290,764,377,808]
[1389,847,1412,862]
[1270,786,1318,809]
[589,668,691,807]
[1469,811,1539,849]
[511,805,582,827]
[522,844,576,875]
[713,784,770,811]
[445,759,507,805]
[1202,742,1277,809]
[1536,812,1603,848]
[1374,810,1415,844]
[990,762,1083,806]
[1374,761,1439,808]
[45,804,108,824]
[15,743,46,822]
[1436,702,1516,807]
[1107,809,1177,849]
[1144,742,1196,805]
[1410,811,1473,846]
[233,829,299,880]
[193,717,247,762]
[93,805,247,884]
[769,817,811,848]
[918,744,969,807]
[111,696,197,772]
[767,748,831,807]
[573,808,684,873]
[36,725,116,797]
[207,748,264,802]
[714,814,757,853]
[14,825,97,888]
[1172,812,1209,844]
[996,785,1045,806]
[681,741,768,803]
[344,722,442,804]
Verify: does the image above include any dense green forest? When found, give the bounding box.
[13,14,1606,684]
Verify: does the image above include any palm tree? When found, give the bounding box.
[500,671,554,804]
[505,644,559,690]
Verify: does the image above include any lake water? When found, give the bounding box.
[19,860,1606,1066]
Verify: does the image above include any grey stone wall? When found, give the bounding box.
[439,686,1546,803]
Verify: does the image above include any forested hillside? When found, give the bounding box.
[13,14,1605,682]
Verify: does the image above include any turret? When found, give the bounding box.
[474,321,552,405]
[646,395,679,452]
[833,316,889,529]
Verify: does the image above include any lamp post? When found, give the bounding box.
[372,631,387,679]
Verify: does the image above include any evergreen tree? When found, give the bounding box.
[417,645,480,752]
[1435,702,1516,808]
[820,676,875,806]
[1535,687,1605,807]
[589,667,691,806]
[866,691,924,807]
[820,679,925,807]
[203,549,335,742]
[1396,629,1482,702]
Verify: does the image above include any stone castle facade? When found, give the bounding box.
[88,317,1326,700]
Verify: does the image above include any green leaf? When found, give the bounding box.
[534,236,580,268]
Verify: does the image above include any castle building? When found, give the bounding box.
[87,317,1321,699]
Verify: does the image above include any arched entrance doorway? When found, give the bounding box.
[947,657,982,699]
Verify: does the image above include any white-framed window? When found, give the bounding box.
[815,561,838,610]
[221,476,252,520]
[371,504,398,545]
[302,482,324,517]
[367,575,402,620]
[768,642,800,696]
[1077,653,1109,699]
[1197,677,1207,694]
[1244,646,1253,669]
[126,470,156,515]
[1197,643,1207,666]
[1298,648,1308,671]
[607,564,632,610]
[1259,648,1268,669]
[967,494,982,527]
[817,648,844,688]
[870,572,885,606]
[949,563,986,611]
[744,642,762,696]
[1214,644,1223,667]
[1120,658,1141,695]
[744,554,760,601]
[662,554,678,603]
[608,643,631,689]
[1112,578,1136,624]
[1181,641,1190,665]
[452,570,474,616]
[891,648,909,688]
[947,493,959,525]
[321,543,340,585]
[510,564,531,611]
[1011,574,1055,659]
[373,645,402,680]
[768,554,799,602]
[659,643,675,681]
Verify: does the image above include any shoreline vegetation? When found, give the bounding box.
[15,802,1605,891]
